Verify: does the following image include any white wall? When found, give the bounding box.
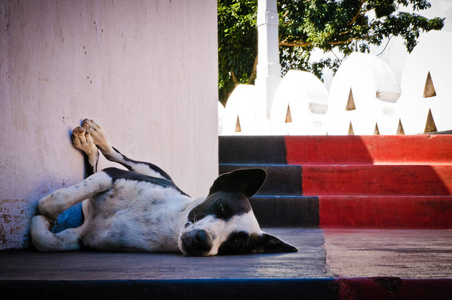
[325,53,401,135]
[270,70,328,135]
[397,31,452,134]
[0,0,218,250]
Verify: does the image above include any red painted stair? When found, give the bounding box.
[285,135,452,229]
[285,135,452,165]
[219,135,452,229]
[301,165,452,196]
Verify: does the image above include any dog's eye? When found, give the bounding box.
[218,201,225,213]
[234,239,243,249]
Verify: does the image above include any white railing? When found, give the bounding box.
[220,31,452,135]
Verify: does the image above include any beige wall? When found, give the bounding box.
[0,0,218,250]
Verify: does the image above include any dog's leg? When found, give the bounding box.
[80,119,173,181]
[72,125,99,174]
[38,171,112,219]
[30,171,113,252]
[30,216,82,252]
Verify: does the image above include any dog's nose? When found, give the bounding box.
[182,229,213,256]
[194,230,208,245]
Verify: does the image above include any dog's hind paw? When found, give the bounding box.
[71,126,97,156]
[81,119,112,153]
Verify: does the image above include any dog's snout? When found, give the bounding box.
[181,229,213,256]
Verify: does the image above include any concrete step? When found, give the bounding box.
[219,164,302,195]
[219,135,452,165]
[2,228,452,299]
[221,163,452,197]
[251,195,452,229]
[219,136,287,164]
[219,135,452,197]
[250,196,319,227]
[2,276,451,300]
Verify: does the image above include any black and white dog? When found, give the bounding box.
[30,119,297,256]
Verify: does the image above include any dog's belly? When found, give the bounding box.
[80,179,192,252]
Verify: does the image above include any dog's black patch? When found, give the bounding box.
[218,230,298,255]
[187,191,251,223]
[103,167,188,196]
[218,231,254,254]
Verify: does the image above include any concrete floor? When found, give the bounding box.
[1,228,452,280]
[324,228,452,279]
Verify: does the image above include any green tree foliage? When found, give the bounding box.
[218,0,258,104]
[218,0,444,104]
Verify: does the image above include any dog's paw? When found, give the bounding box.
[71,126,97,156]
[81,119,112,152]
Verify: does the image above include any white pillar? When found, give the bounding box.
[256,0,281,119]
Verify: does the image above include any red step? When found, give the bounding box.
[219,135,452,229]
[286,135,452,229]
[319,196,452,228]
[286,135,452,165]
[302,165,452,196]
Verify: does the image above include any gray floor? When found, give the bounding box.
[324,228,452,279]
[1,228,452,280]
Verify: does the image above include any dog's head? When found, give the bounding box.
[178,169,298,256]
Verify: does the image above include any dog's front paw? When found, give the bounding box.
[81,119,112,153]
[71,126,97,156]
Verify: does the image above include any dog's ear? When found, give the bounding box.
[209,169,267,198]
[252,233,298,254]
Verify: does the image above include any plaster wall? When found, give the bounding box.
[0,0,218,250]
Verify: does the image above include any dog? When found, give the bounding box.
[30,119,297,256]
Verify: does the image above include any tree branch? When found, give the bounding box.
[279,32,380,48]
[279,40,312,47]
[348,0,366,26]
[230,70,238,84]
